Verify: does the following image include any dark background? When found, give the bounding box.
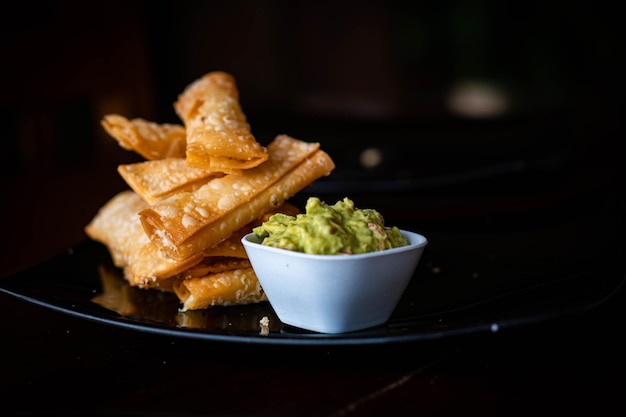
[1,3,625,415]
[0,0,623,276]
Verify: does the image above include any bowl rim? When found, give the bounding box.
[241,229,427,261]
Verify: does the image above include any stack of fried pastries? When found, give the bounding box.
[86,71,335,311]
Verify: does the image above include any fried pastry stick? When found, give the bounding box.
[139,135,335,261]
[85,190,151,269]
[118,157,224,205]
[85,191,204,287]
[173,268,265,311]
[85,191,297,308]
[101,114,186,160]
[85,190,298,286]
[174,71,268,174]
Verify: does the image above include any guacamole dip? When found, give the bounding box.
[252,197,409,255]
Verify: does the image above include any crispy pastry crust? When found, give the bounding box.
[101,114,186,160]
[174,71,268,173]
[138,135,334,261]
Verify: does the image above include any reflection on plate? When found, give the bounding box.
[92,262,283,335]
[1,212,624,346]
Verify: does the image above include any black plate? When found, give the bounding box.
[1,204,624,346]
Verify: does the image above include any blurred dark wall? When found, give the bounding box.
[0,0,622,275]
[141,0,624,190]
[1,0,622,181]
[0,1,156,178]
[142,1,621,117]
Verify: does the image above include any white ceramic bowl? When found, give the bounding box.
[242,230,427,334]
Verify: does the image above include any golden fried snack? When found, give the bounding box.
[173,71,268,174]
[194,203,298,259]
[139,135,335,261]
[124,219,257,287]
[101,114,186,160]
[87,193,267,310]
[125,240,205,288]
[199,223,254,259]
[172,268,267,311]
[126,209,294,286]
[178,257,252,279]
[85,190,151,268]
[118,157,224,205]
[86,190,300,292]
[84,190,206,288]
[87,71,338,312]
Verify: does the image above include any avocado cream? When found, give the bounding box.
[253,197,409,254]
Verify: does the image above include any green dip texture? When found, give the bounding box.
[252,197,409,254]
